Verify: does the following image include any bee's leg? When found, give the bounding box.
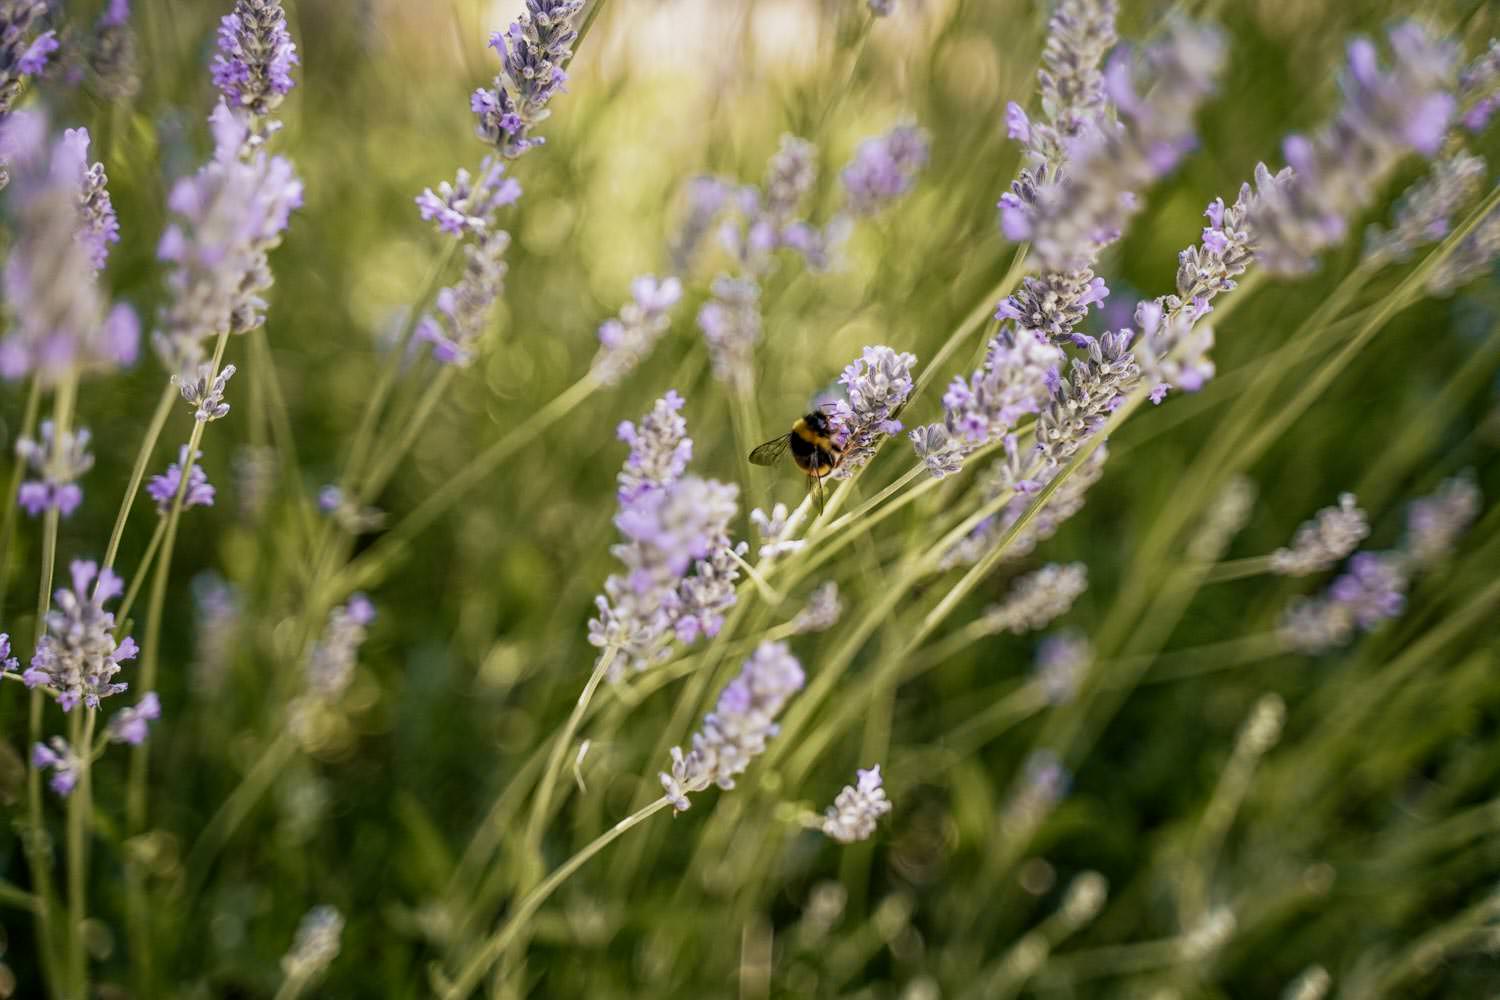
[811,471,825,516]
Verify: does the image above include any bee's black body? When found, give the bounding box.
[788,411,841,478]
[748,409,844,511]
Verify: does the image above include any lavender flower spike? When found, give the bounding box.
[980,562,1088,635]
[106,691,162,745]
[1248,22,1459,275]
[415,230,511,365]
[1459,39,1500,132]
[697,276,761,395]
[615,390,692,503]
[415,156,522,239]
[16,421,94,518]
[88,0,140,101]
[0,112,139,382]
[1404,474,1481,568]
[212,0,299,129]
[0,2,57,133]
[831,345,916,478]
[821,765,892,843]
[1269,493,1368,577]
[840,124,929,217]
[146,446,216,512]
[1426,200,1500,296]
[32,738,81,796]
[591,274,684,386]
[472,0,585,158]
[660,641,805,812]
[306,595,375,700]
[1003,0,1118,172]
[153,103,303,373]
[1364,152,1486,266]
[23,560,138,711]
[1023,18,1226,273]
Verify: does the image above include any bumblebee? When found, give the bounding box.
[748,410,844,512]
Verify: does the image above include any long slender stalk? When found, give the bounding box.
[66,706,97,998]
[441,797,673,1000]
[101,382,176,574]
[520,646,618,881]
[181,730,298,905]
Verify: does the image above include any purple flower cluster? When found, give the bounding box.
[146,446,216,513]
[471,0,585,158]
[912,333,1064,479]
[1003,0,1117,174]
[1033,330,1140,472]
[1014,19,1226,272]
[15,421,94,517]
[1404,474,1482,568]
[1248,23,1459,275]
[1426,199,1500,296]
[414,229,511,365]
[980,562,1088,635]
[105,690,161,745]
[1004,749,1071,832]
[792,581,842,635]
[88,0,139,100]
[23,560,138,711]
[212,0,299,129]
[821,765,892,843]
[415,157,522,239]
[660,641,805,812]
[1459,40,1500,132]
[589,393,746,674]
[1365,152,1486,266]
[0,1,57,135]
[0,113,138,382]
[1034,628,1090,704]
[306,595,375,700]
[154,103,303,373]
[1269,493,1368,577]
[830,345,917,478]
[697,275,762,394]
[591,275,684,386]
[1279,552,1408,655]
[32,738,81,796]
[840,124,930,217]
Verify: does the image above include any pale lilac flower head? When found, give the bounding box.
[592,274,683,386]
[15,421,94,518]
[1248,22,1459,275]
[821,765,892,843]
[212,0,299,126]
[415,157,522,238]
[281,905,344,984]
[1269,493,1368,577]
[697,275,761,394]
[1,113,137,382]
[792,581,842,634]
[306,594,375,700]
[146,446,215,513]
[1459,40,1500,132]
[88,0,140,100]
[660,641,805,811]
[615,390,692,504]
[830,345,916,478]
[1328,551,1407,630]
[106,691,161,745]
[1426,200,1500,296]
[981,562,1088,635]
[1,2,57,124]
[1035,628,1090,704]
[1404,475,1482,568]
[153,103,303,372]
[414,229,510,365]
[32,738,80,796]
[1010,0,1118,169]
[751,503,805,560]
[23,559,137,711]
[1034,330,1140,471]
[1365,152,1486,265]
[840,124,929,217]
[472,0,585,158]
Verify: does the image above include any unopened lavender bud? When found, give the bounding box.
[1404,474,1482,567]
[281,905,343,986]
[792,582,841,634]
[821,765,892,843]
[174,363,238,422]
[981,562,1087,635]
[751,503,805,559]
[414,156,521,238]
[1270,493,1367,576]
[213,0,299,131]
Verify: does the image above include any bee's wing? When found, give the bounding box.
[748,435,792,466]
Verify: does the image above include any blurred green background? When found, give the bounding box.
[2,0,1500,996]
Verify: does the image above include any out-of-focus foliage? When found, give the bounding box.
[1,0,1499,997]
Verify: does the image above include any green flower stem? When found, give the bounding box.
[441,796,673,1000]
[100,381,176,574]
[26,375,75,995]
[112,517,167,634]
[0,375,42,619]
[1198,554,1275,584]
[181,730,298,906]
[519,646,619,886]
[357,365,458,504]
[66,706,97,999]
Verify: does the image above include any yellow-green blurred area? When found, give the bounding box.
[3,0,1500,996]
